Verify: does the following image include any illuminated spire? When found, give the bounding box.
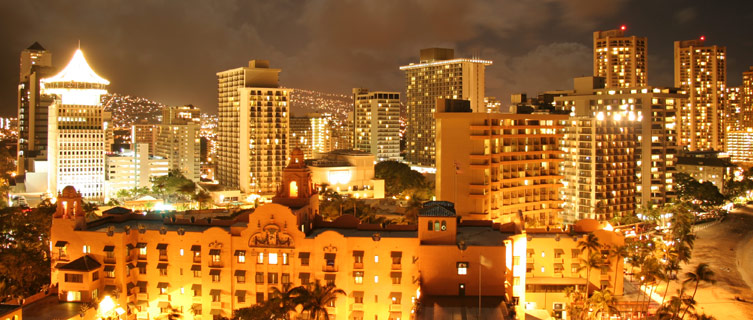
[43,49,109,86]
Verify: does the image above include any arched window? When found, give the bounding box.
[441,220,447,231]
[290,181,298,198]
[428,220,433,231]
[434,221,440,231]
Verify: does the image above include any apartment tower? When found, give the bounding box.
[674,38,727,151]
[17,42,55,174]
[352,88,401,161]
[155,105,202,181]
[593,27,648,88]
[43,49,109,200]
[290,113,331,160]
[400,48,491,168]
[740,66,753,129]
[217,60,289,195]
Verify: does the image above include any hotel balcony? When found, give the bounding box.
[389,304,402,312]
[323,265,338,272]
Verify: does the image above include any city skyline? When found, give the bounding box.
[2,0,753,117]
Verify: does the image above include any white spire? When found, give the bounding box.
[43,49,109,85]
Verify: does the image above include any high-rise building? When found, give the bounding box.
[217,60,289,195]
[674,38,727,151]
[43,49,109,200]
[17,42,55,174]
[740,66,753,129]
[131,123,157,154]
[726,86,742,132]
[593,27,648,88]
[155,105,202,181]
[435,99,567,225]
[290,113,331,159]
[352,88,400,161]
[726,129,753,164]
[400,48,491,168]
[105,143,169,199]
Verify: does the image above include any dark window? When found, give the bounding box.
[256,292,264,303]
[255,272,264,284]
[64,273,83,283]
[268,273,278,284]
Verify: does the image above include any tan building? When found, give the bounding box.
[674,38,727,151]
[726,86,742,132]
[132,124,157,155]
[726,128,753,164]
[593,27,647,88]
[17,42,55,174]
[105,143,169,200]
[307,150,384,199]
[675,154,734,193]
[434,100,566,226]
[352,88,401,161]
[740,66,753,129]
[290,113,331,160]
[216,60,290,195]
[554,78,684,211]
[155,106,201,181]
[43,49,109,201]
[400,48,492,168]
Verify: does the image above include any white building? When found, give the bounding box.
[352,88,401,161]
[307,150,384,199]
[42,49,109,201]
[105,143,169,199]
[156,105,201,181]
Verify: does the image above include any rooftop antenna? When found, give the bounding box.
[78,40,81,50]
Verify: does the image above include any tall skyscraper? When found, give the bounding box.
[674,38,727,151]
[290,113,331,160]
[155,105,201,181]
[726,86,742,132]
[217,60,289,195]
[131,123,157,155]
[593,27,648,88]
[740,66,753,129]
[400,48,491,168]
[17,42,55,174]
[352,88,401,161]
[43,49,109,200]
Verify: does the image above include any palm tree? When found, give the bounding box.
[267,284,298,319]
[656,288,693,320]
[638,256,663,315]
[679,263,715,320]
[292,280,345,320]
[193,190,213,209]
[578,233,601,295]
[609,245,628,291]
[578,252,603,299]
[588,289,620,319]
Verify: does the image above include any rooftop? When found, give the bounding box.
[58,255,101,271]
[676,156,734,168]
[42,49,109,86]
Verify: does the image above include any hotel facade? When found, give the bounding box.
[352,88,401,161]
[593,28,648,88]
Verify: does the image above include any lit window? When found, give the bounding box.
[457,262,468,275]
[257,252,264,264]
[180,249,184,256]
[237,251,246,263]
[83,245,90,254]
[374,276,379,283]
[282,253,289,265]
[269,253,278,265]
[354,271,364,284]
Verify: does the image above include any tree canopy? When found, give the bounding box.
[374,160,432,198]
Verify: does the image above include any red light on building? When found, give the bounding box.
[620,25,626,31]
[700,36,706,41]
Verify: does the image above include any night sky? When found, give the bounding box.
[2,0,753,117]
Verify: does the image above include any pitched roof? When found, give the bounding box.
[42,49,109,85]
[27,42,46,51]
[103,206,132,215]
[419,201,456,217]
[58,255,101,271]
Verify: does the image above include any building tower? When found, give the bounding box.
[400,48,491,168]
[352,88,401,161]
[674,38,727,151]
[217,60,290,195]
[155,105,201,181]
[726,86,742,132]
[740,66,753,130]
[43,49,109,201]
[17,42,55,174]
[593,26,648,88]
[290,113,331,159]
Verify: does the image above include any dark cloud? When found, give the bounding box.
[0,0,752,117]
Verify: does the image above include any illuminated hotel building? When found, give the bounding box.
[42,49,109,201]
[132,123,157,155]
[105,143,169,199]
[217,60,289,195]
[434,99,567,226]
[155,105,201,181]
[593,27,648,88]
[674,38,727,151]
[352,88,401,161]
[741,66,753,129]
[307,150,385,199]
[555,78,684,215]
[726,129,753,164]
[17,42,55,174]
[290,113,331,160]
[726,86,742,132]
[400,48,491,168]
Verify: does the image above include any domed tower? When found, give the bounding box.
[272,148,319,232]
[54,186,86,229]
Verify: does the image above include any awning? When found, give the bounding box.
[127,263,135,270]
[324,274,336,280]
[353,271,363,276]
[324,253,336,260]
[136,262,147,267]
[391,251,402,258]
[353,291,364,298]
[299,272,310,279]
[389,292,402,300]
[137,281,147,288]
[209,289,221,296]
[352,250,364,256]
[191,245,201,251]
[209,249,221,255]
[136,300,148,307]
[391,272,401,278]
[191,303,202,311]
[156,243,168,250]
[157,282,169,288]
[298,252,310,258]
[192,284,201,291]
[127,283,135,291]
[191,265,201,271]
[104,285,116,293]
[126,244,134,250]
[54,241,68,247]
[103,245,115,252]
[136,243,147,248]
[554,248,565,254]
[157,263,168,269]
[158,301,170,308]
[234,250,246,256]
[234,270,246,276]
[235,290,246,297]
[209,269,221,276]
[554,263,564,268]
[210,309,223,315]
[104,265,115,272]
[526,277,588,285]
